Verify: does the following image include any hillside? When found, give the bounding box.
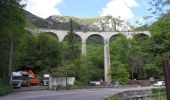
[25,11,134,32]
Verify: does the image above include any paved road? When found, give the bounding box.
[0,87,155,100]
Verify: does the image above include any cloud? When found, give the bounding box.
[100,0,140,20]
[22,0,63,18]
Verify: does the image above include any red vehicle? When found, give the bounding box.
[27,70,40,85]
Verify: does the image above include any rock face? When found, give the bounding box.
[25,11,134,31]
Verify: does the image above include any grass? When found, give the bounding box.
[100,95,120,100]
[152,88,167,100]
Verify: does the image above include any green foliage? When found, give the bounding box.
[15,32,37,70]
[135,24,150,31]
[152,88,167,100]
[36,33,62,71]
[100,95,120,100]
[87,44,104,68]
[87,36,104,80]
[49,61,76,77]
[110,36,130,64]
[0,0,26,86]
[152,88,166,94]
[0,84,11,96]
[73,57,94,85]
[109,14,170,81]
[150,13,170,35]
[129,36,150,79]
[144,64,162,78]
[63,33,81,61]
[0,0,26,38]
[109,36,130,84]
[15,32,63,74]
[109,61,130,84]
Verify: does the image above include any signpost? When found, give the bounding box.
[163,59,170,100]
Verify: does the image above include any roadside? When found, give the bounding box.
[0,86,159,100]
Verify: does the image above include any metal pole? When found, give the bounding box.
[163,59,170,100]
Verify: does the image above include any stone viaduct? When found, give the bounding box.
[29,28,150,83]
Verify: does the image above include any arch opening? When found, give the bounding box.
[86,34,104,81]
[63,33,82,43]
[41,32,59,40]
[109,34,126,43]
[109,33,130,83]
[63,32,82,59]
[133,33,149,40]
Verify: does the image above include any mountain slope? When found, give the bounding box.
[25,11,134,31]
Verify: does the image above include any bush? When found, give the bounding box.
[152,88,167,100]
[0,84,11,96]
[74,81,85,87]
[152,88,166,94]
[100,95,120,100]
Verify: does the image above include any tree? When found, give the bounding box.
[109,61,130,84]
[0,0,26,85]
[15,32,63,74]
[64,19,81,61]
[109,36,131,84]
[14,32,38,70]
[148,0,169,17]
[0,0,25,38]
[35,33,63,73]
[128,36,150,79]
[136,0,169,26]
[134,12,170,79]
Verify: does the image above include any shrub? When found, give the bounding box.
[152,88,166,94]
[0,84,11,96]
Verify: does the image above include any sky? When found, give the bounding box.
[22,0,153,25]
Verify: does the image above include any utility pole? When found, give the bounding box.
[163,58,170,100]
[70,18,73,33]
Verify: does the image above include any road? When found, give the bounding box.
[0,87,155,100]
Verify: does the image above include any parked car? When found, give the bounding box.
[153,81,165,86]
[90,81,100,86]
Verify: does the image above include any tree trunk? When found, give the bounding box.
[8,39,13,86]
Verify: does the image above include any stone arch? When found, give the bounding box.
[109,33,126,42]
[86,34,104,44]
[133,33,149,39]
[43,32,59,40]
[63,32,82,42]
[86,34,105,81]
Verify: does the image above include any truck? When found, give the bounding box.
[11,71,30,88]
[11,72,22,88]
[27,70,40,85]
